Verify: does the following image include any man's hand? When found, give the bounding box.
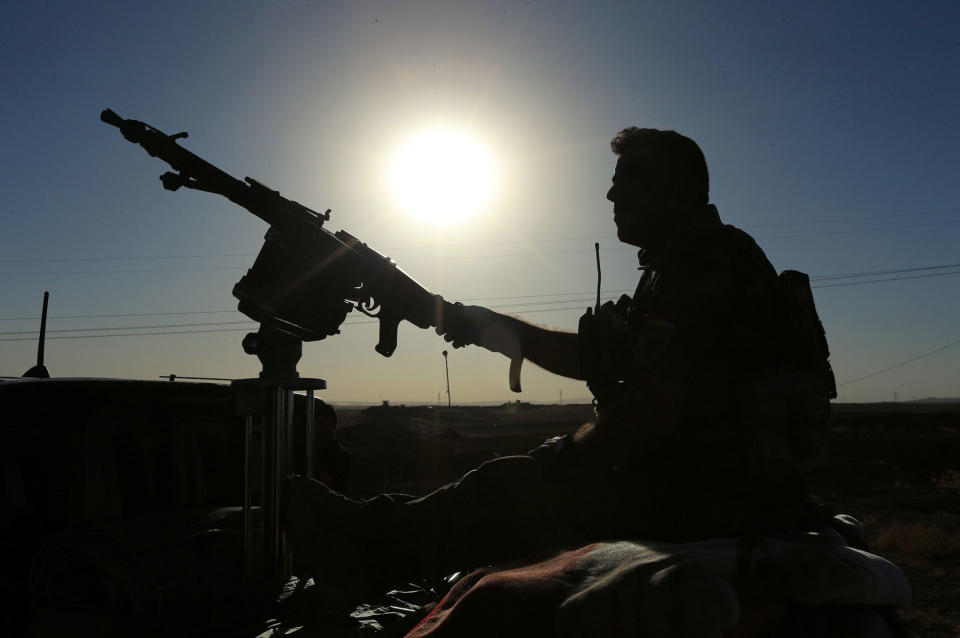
[437,304,525,391]
[438,304,522,359]
[437,302,585,387]
[437,303,495,348]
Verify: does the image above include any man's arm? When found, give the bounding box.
[438,305,585,381]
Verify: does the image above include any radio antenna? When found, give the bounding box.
[594,243,601,314]
[23,291,50,378]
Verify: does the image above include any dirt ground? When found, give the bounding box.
[335,401,959,636]
[809,404,960,637]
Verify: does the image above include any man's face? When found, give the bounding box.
[315,415,336,443]
[605,154,670,248]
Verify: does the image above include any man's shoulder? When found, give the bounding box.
[674,220,758,253]
[664,221,763,276]
[661,220,780,303]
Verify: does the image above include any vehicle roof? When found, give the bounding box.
[0,377,235,420]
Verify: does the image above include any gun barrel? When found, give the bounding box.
[100,109,123,127]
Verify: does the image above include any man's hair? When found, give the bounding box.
[610,127,709,204]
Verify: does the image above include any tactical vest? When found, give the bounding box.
[581,222,836,464]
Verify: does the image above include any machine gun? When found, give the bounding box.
[100,109,523,588]
[101,108,455,363]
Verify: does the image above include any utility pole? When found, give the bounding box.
[442,350,451,407]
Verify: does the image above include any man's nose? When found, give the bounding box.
[606,185,616,202]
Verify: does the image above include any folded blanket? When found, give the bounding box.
[406,534,910,638]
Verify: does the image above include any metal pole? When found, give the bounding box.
[234,324,326,585]
[285,390,294,480]
[264,387,287,579]
[242,415,253,583]
[442,350,451,407]
[305,390,315,478]
[284,389,294,577]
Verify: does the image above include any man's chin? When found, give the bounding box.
[615,227,642,247]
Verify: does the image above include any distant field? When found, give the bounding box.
[813,403,960,637]
[335,402,959,636]
[833,401,960,414]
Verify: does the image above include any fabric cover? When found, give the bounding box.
[406,534,910,638]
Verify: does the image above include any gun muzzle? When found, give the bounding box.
[101,109,123,127]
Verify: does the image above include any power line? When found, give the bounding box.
[4,312,954,396]
[0,303,600,343]
[812,269,960,289]
[0,309,238,322]
[838,338,960,387]
[467,289,627,302]
[3,259,960,324]
[0,298,604,339]
[0,247,630,276]
[744,206,960,230]
[0,327,253,342]
[0,320,254,337]
[7,220,960,276]
[809,262,960,282]
[3,206,959,268]
[759,217,960,241]
[0,238,615,265]
[0,265,244,277]
[3,288,959,371]
[0,291,630,322]
[0,252,255,264]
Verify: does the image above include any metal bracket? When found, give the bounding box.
[233,323,325,584]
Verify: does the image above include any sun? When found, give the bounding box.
[388,128,498,227]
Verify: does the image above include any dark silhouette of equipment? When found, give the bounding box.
[100,108,491,585]
[23,291,50,378]
[100,108,456,358]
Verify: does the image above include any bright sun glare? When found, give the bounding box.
[388,128,498,227]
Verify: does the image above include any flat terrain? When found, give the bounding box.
[335,402,960,636]
[814,403,960,637]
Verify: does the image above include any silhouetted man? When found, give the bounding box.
[286,128,832,608]
[310,401,350,494]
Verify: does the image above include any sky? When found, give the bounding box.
[1,1,959,404]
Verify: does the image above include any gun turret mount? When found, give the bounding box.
[242,324,303,381]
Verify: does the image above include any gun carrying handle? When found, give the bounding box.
[509,355,523,393]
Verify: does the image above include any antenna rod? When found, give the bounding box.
[442,350,451,407]
[37,291,49,367]
[594,243,601,314]
[23,291,51,378]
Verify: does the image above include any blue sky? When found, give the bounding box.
[2,1,958,403]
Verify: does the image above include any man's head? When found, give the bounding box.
[606,127,709,248]
[315,400,338,443]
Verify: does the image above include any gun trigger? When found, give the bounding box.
[509,355,523,393]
